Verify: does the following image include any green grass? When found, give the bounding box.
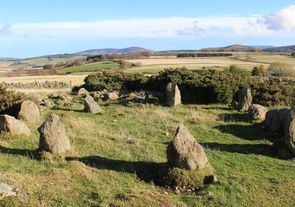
[58,61,120,74]
[0,101,294,206]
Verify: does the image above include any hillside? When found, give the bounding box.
[76,47,153,56]
[201,44,262,52]
[263,45,295,52]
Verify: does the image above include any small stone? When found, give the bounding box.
[77,88,89,96]
[248,104,267,123]
[0,183,27,201]
[18,100,40,122]
[0,115,31,135]
[84,95,103,114]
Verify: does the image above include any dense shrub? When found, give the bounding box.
[84,72,148,91]
[82,68,295,106]
[43,64,55,70]
[225,65,249,77]
[250,77,295,106]
[292,52,295,57]
[116,60,132,69]
[131,62,143,67]
[0,86,26,116]
[252,65,267,76]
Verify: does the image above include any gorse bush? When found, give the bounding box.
[82,68,295,106]
[250,77,295,106]
[0,85,25,116]
[252,65,267,76]
[84,72,148,91]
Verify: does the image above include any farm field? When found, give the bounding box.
[0,101,294,206]
[58,61,120,74]
[1,53,295,77]
[126,56,263,74]
[234,53,295,65]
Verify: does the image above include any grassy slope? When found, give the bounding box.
[0,101,294,206]
[58,61,120,74]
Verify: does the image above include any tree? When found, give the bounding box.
[43,64,55,70]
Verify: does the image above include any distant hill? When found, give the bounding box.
[0,57,20,61]
[201,44,266,52]
[263,45,295,52]
[76,47,153,56]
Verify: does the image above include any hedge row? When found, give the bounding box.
[83,68,295,106]
[0,86,25,116]
[177,53,233,58]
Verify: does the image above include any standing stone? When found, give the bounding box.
[264,108,290,139]
[248,104,267,123]
[234,88,252,111]
[0,115,31,135]
[166,82,181,107]
[18,100,40,122]
[38,114,71,154]
[77,88,89,96]
[167,124,209,170]
[283,108,295,156]
[84,94,103,114]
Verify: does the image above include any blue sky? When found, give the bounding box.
[1,0,295,58]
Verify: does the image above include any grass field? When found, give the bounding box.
[1,53,295,77]
[233,53,295,65]
[0,100,294,206]
[58,61,120,74]
[125,54,292,74]
[21,56,85,66]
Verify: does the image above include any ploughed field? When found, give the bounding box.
[0,100,294,206]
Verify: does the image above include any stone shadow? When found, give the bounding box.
[203,142,275,157]
[0,145,37,159]
[218,113,249,122]
[214,123,268,141]
[66,156,168,185]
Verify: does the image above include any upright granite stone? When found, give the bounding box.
[248,104,267,123]
[283,107,295,156]
[234,88,252,111]
[166,82,181,107]
[84,94,103,114]
[18,100,40,122]
[167,124,209,170]
[0,115,30,135]
[38,114,71,154]
[264,108,289,139]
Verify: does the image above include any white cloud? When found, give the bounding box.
[0,24,12,36]
[1,5,295,40]
[262,5,295,30]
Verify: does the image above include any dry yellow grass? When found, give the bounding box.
[126,56,269,73]
[127,57,260,66]
[0,62,12,75]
